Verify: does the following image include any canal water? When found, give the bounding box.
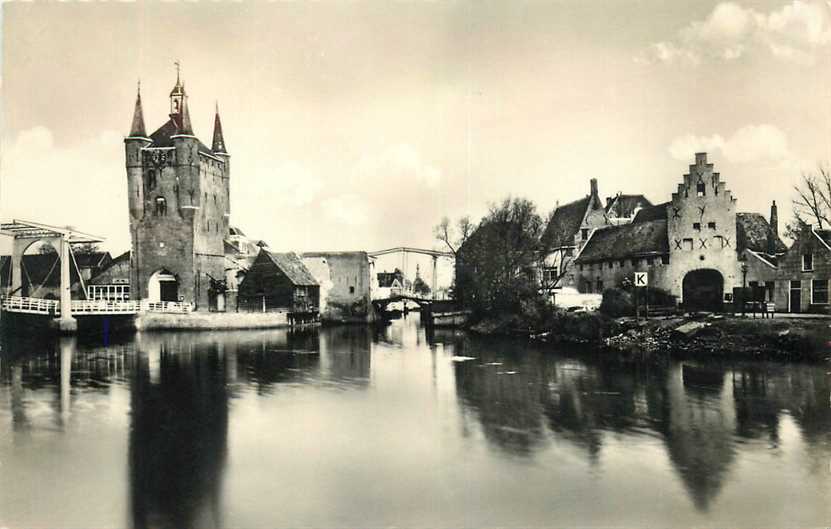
[0,315,829,528]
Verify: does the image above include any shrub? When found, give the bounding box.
[599,288,634,318]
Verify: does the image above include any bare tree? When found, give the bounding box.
[790,165,831,235]
[434,215,475,256]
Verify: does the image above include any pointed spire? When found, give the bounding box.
[178,94,194,135]
[129,80,147,137]
[212,101,228,154]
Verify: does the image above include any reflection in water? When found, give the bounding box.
[129,334,229,529]
[0,319,829,528]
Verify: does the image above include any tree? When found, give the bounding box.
[788,165,831,238]
[454,197,547,315]
[434,215,475,257]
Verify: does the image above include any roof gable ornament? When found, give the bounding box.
[128,80,148,138]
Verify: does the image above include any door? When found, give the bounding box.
[159,280,178,302]
[789,280,801,313]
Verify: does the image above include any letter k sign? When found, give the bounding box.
[634,272,648,287]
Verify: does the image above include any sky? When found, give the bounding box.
[2,0,830,263]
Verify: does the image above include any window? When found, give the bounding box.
[693,222,701,231]
[618,260,625,268]
[596,279,603,292]
[696,182,706,197]
[349,286,355,294]
[661,255,670,265]
[803,253,813,271]
[579,264,584,272]
[646,257,654,266]
[708,222,716,229]
[565,248,574,257]
[147,170,157,189]
[607,262,613,269]
[811,279,828,304]
[154,196,167,216]
[543,268,558,283]
[581,228,589,240]
[791,280,801,289]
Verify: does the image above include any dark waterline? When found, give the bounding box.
[0,315,829,528]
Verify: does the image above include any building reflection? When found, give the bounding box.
[319,325,372,386]
[128,333,229,529]
[448,337,831,513]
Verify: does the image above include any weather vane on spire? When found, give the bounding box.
[174,60,181,83]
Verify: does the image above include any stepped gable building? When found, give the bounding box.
[125,71,231,310]
[566,153,785,310]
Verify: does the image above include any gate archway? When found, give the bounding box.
[682,269,724,312]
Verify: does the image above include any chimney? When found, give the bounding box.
[590,178,598,198]
[767,200,779,255]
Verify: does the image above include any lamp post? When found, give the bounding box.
[740,263,748,317]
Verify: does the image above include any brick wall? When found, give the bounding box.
[774,229,831,312]
[302,252,376,322]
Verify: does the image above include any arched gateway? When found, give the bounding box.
[682,269,724,312]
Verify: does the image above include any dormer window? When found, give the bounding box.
[581,228,589,240]
[696,183,706,197]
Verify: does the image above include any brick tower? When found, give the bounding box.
[125,69,230,310]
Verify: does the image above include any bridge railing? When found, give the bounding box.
[140,300,194,314]
[1,296,60,314]
[71,299,140,314]
[1,296,193,315]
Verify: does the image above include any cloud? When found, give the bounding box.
[668,124,801,167]
[354,143,442,189]
[321,194,370,227]
[640,1,831,65]
[0,126,129,252]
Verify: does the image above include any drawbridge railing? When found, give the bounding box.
[1,296,193,316]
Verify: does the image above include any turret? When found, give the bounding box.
[125,81,151,220]
[212,103,231,220]
[169,77,198,219]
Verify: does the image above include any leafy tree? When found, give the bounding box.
[454,197,548,315]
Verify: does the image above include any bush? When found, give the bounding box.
[599,288,634,318]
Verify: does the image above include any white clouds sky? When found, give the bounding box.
[642,0,831,65]
[1,1,829,254]
[668,124,799,166]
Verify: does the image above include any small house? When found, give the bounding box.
[237,249,320,314]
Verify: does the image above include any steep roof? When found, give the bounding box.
[129,90,147,137]
[212,106,228,154]
[606,194,653,218]
[543,197,591,248]
[262,250,319,286]
[814,229,831,249]
[736,213,787,253]
[575,219,669,263]
[632,202,669,223]
[148,119,213,155]
[73,251,111,269]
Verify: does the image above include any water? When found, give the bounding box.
[0,314,829,528]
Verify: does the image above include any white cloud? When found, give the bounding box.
[0,126,129,252]
[668,124,802,167]
[641,0,831,65]
[354,143,442,189]
[321,194,369,226]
